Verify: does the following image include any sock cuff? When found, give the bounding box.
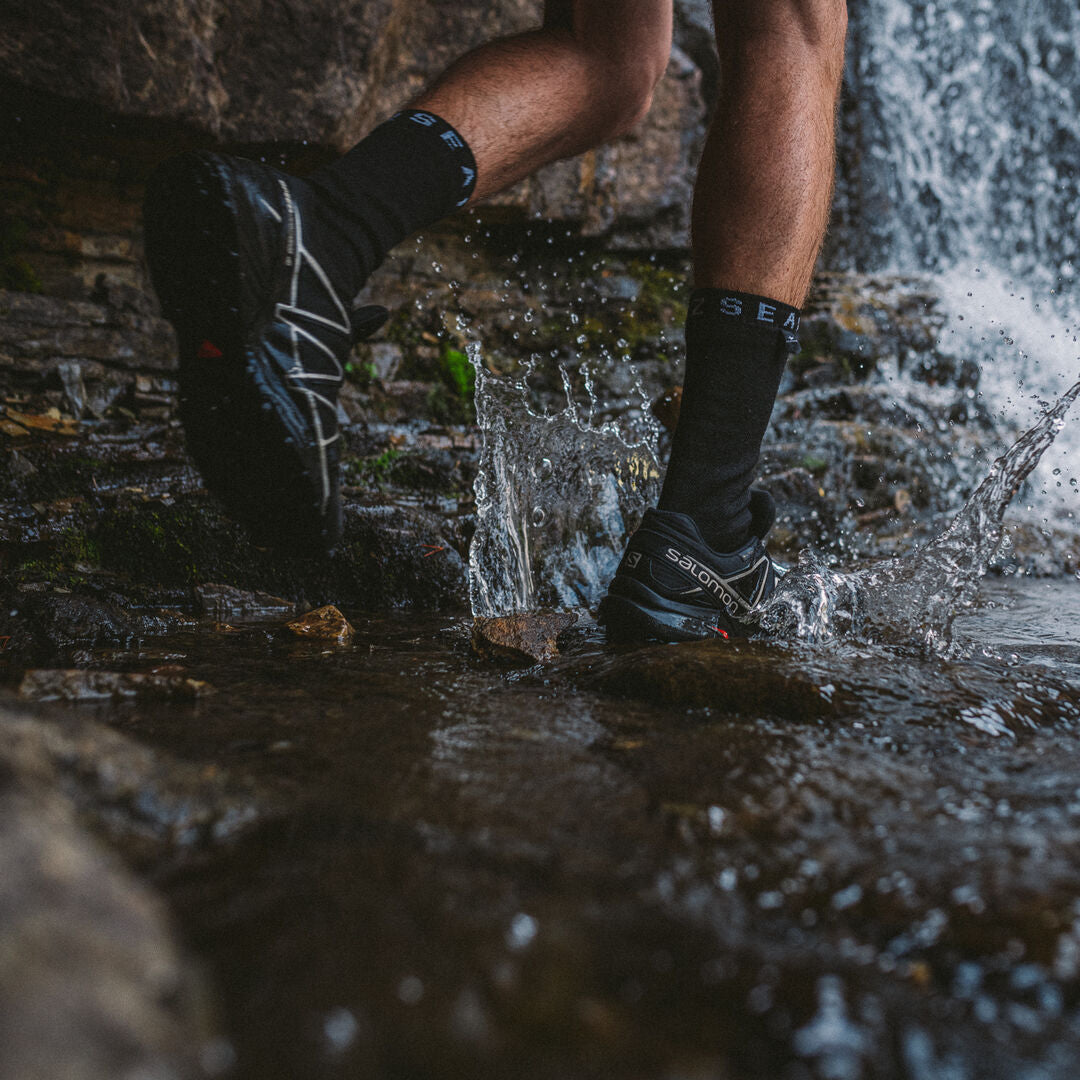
[687,288,801,353]
[389,109,478,208]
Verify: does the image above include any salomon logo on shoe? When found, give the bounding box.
[663,546,744,613]
[598,495,781,644]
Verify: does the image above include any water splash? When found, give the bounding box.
[468,345,661,616]
[758,378,1080,649]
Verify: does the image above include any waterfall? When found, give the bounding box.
[837,1,1080,523]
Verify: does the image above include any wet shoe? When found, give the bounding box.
[599,490,782,642]
[143,151,387,551]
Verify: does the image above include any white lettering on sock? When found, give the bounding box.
[440,130,465,150]
[757,301,777,323]
[720,296,743,317]
[410,112,438,126]
[783,311,799,330]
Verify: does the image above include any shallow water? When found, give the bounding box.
[31,572,1080,1080]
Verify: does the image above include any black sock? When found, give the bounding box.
[658,288,800,551]
[306,109,477,289]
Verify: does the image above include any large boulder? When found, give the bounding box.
[0,0,399,145]
[0,699,229,1079]
[0,1,707,243]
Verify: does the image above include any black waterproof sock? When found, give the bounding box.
[658,288,801,552]
[305,109,477,289]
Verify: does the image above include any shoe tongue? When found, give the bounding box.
[748,488,776,540]
[350,304,389,343]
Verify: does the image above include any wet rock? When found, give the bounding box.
[0,287,176,378]
[472,611,578,664]
[195,582,296,623]
[18,668,213,702]
[90,495,469,611]
[287,605,355,644]
[996,520,1080,578]
[586,639,856,720]
[0,0,398,147]
[0,699,224,1078]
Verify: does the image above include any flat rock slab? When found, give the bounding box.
[18,668,213,702]
[286,605,355,644]
[472,611,578,664]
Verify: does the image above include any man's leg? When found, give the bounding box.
[656,0,847,546]
[694,0,846,303]
[304,1,672,285]
[145,3,671,550]
[601,0,847,640]
[415,1,672,200]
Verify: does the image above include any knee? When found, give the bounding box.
[551,17,671,139]
[718,0,847,79]
[602,42,671,137]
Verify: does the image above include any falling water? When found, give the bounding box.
[844,0,1080,516]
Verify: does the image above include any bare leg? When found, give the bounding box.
[415,1,673,201]
[694,0,848,306]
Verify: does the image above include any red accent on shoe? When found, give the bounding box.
[197,339,224,359]
[711,626,730,639]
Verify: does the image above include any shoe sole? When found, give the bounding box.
[143,152,342,552]
[598,579,742,643]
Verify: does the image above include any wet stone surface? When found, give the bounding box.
[472,611,578,664]
[1,586,1078,1080]
[0,698,265,1079]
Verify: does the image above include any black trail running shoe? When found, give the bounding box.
[599,490,782,642]
[143,152,387,551]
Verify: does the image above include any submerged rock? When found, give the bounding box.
[195,582,296,623]
[18,668,213,702]
[287,605,355,644]
[472,611,578,664]
[587,638,854,720]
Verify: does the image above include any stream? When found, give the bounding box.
[29,564,1080,1080]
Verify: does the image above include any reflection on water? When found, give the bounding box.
[30,570,1080,1079]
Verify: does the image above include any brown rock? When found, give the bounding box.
[0,0,398,148]
[286,604,355,644]
[651,385,683,433]
[18,668,214,702]
[472,611,578,665]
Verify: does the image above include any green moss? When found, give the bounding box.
[441,344,475,400]
[0,216,42,293]
[11,524,101,586]
[801,454,829,475]
[346,448,403,487]
[627,259,687,319]
[345,357,378,387]
[383,307,424,350]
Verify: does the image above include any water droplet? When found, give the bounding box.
[398,975,424,1005]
